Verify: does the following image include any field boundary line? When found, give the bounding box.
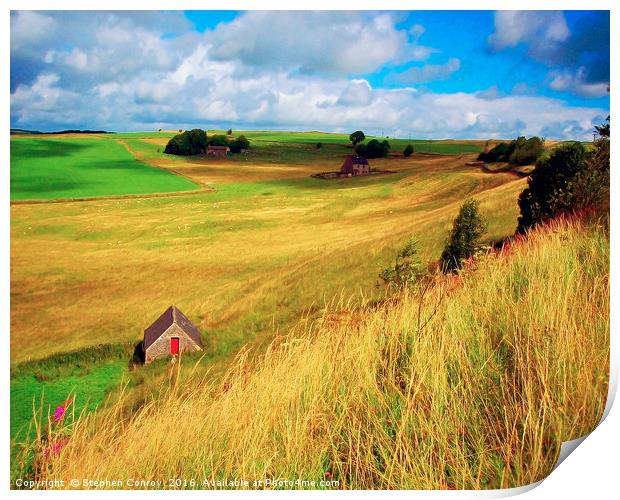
[10,187,214,206]
[117,138,211,187]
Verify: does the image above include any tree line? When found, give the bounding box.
[164,129,250,156]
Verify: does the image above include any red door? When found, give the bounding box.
[170,337,180,355]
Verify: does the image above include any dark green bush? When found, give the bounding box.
[229,135,251,153]
[356,139,390,159]
[478,142,510,162]
[403,144,414,157]
[509,136,545,165]
[478,136,544,165]
[440,199,487,273]
[516,140,608,232]
[164,129,208,156]
[208,134,230,147]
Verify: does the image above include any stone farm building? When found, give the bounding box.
[340,154,370,176]
[207,145,230,157]
[143,305,203,363]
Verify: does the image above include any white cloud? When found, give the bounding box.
[10,11,57,51]
[11,47,606,140]
[549,67,609,98]
[206,11,433,74]
[336,80,373,106]
[488,11,569,53]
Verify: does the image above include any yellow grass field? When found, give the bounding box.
[10,138,525,365]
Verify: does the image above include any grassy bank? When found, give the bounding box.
[27,214,609,489]
[10,344,133,441]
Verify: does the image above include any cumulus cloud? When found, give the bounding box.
[488,11,569,56]
[206,11,434,75]
[10,11,608,140]
[393,58,461,84]
[336,80,373,106]
[488,10,609,97]
[549,67,609,98]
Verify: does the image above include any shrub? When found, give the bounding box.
[378,237,425,289]
[440,199,487,273]
[227,128,233,135]
[516,142,590,233]
[478,142,510,162]
[403,144,414,157]
[356,139,390,159]
[229,135,250,153]
[164,129,208,156]
[349,130,365,146]
[478,136,544,165]
[509,136,544,165]
[208,134,230,147]
[316,142,322,149]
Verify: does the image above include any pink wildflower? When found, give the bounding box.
[43,438,68,458]
[54,405,66,422]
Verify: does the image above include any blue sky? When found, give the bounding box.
[10,10,610,139]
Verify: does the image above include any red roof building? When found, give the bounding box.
[207,145,230,157]
[340,154,370,176]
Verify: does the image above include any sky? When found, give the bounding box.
[10,10,610,139]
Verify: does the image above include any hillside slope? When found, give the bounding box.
[27,214,609,489]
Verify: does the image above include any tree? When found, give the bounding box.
[164,129,208,156]
[227,128,233,135]
[440,199,487,273]
[208,134,229,147]
[478,142,510,162]
[349,130,365,146]
[516,142,589,233]
[229,135,250,153]
[378,237,425,289]
[509,136,544,165]
[316,142,322,149]
[403,144,414,157]
[356,139,390,158]
[595,116,610,138]
[478,136,544,165]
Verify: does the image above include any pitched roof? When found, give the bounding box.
[143,305,203,351]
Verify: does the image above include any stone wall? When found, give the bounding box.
[145,323,202,363]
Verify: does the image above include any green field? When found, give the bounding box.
[10,137,198,201]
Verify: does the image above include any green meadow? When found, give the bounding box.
[10,137,198,201]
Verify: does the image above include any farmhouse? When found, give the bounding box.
[207,145,230,157]
[143,305,203,363]
[340,154,370,176]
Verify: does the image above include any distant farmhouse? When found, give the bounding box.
[340,154,370,176]
[207,145,230,157]
[143,305,203,363]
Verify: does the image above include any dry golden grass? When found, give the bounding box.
[31,215,609,489]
